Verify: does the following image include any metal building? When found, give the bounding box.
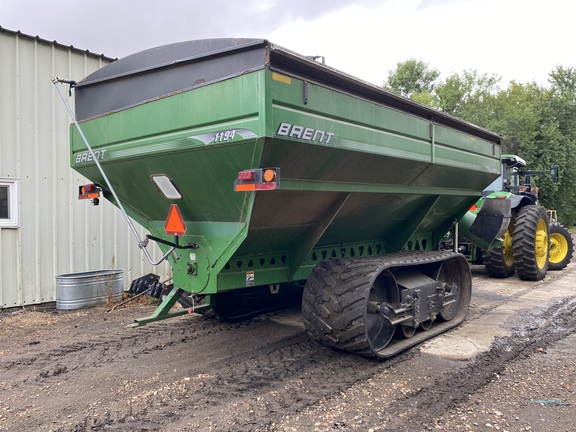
[0,27,171,307]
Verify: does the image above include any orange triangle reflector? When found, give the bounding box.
[165,204,187,236]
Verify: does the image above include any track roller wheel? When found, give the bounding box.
[483,223,515,278]
[513,205,549,281]
[548,223,574,270]
[397,324,417,338]
[419,320,433,331]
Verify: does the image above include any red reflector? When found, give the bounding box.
[255,183,277,190]
[165,204,187,236]
[238,170,255,181]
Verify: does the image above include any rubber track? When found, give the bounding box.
[513,205,549,281]
[302,250,471,358]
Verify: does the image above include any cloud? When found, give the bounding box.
[2,0,573,86]
[416,0,476,9]
[1,0,386,58]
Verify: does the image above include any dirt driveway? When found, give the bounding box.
[1,264,575,431]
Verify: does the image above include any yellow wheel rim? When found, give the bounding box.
[535,219,549,269]
[502,225,514,267]
[549,232,569,264]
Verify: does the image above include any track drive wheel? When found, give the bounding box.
[433,258,469,321]
[483,223,515,278]
[548,223,574,271]
[513,205,549,281]
[302,260,399,357]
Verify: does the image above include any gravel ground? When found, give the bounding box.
[1,263,575,431]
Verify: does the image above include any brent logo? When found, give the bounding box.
[276,122,335,144]
[75,149,107,164]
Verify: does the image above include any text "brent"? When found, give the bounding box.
[276,122,335,144]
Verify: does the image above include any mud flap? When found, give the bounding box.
[461,198,511,250]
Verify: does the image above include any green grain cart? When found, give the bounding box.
[61,39,507,358]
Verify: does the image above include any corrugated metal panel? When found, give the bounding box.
[0,29,171,307]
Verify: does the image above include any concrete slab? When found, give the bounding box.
[420,264,576,360]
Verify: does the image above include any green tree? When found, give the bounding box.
[549,65,576,102]
[434,70,501,127]
[384,59,440,98]
[487,82,541,155]
[531,66,576,224]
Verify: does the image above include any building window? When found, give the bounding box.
[0,178,20,228]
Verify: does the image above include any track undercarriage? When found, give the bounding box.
[131,250,471,358]
[302,250,471,358]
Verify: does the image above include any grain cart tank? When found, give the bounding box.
[64,39,505,358]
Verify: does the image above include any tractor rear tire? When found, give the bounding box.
[483,224,515,278]
[548,223,574,270]
[513,205,549,281]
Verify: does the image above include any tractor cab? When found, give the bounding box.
[481,154,526,196]
[504,155,559,204]
[502,155,540,204]
[501,154,527,194]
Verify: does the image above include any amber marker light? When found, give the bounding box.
[78,184,101,200]
[263,169,276,182]
[235,183,256,191]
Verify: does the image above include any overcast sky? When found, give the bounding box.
[1,0,574,88]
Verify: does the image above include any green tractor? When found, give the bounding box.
[449,154,573,280]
